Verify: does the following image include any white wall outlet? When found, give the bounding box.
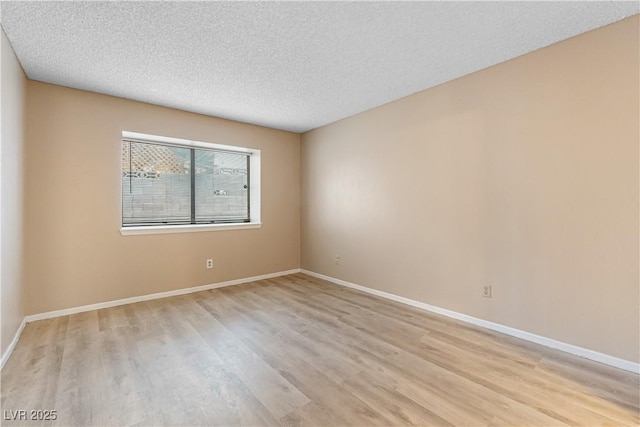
[206,259,213,269]
[334,255,340,265]
[482,285,492,298]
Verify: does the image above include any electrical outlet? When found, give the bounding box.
[334,255,340,265]
[482,285,492,298]
[206,259,213,269]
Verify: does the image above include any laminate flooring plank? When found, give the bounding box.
[176,297,281,427]
[250,283,564,426]
[215,285,364,384]
[295,274,549,364]
[297,275,541,366]
[250,278,636,427]
[340,370,454,426]
[256,281,587,425]
[97,305,131,333]
[299,288,617,425]
[148,297,274,426]
[2,316,68,415]
[100,296,276,427]
[94,325,155,426]
[418,332,638,426]
[99,301,173,426]
[420,332,640,425]
[128,299,215,426]
[232,282,382,383]
[2,317,62,384]
[51,311,105,427]
[165,296,278,426]
[275,276,635,425]
[2,274,638,427]
[280,401,348,427]
[190,293,311,421]
[174,293,285,426]
[537,357,640,408]
[278,274,638,414]
[199,290,396,426]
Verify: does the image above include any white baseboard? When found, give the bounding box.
[1,317,26,370]
[300,269,640,374]
[25,268,302,323]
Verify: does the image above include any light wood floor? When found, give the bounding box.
[1,273,638,426]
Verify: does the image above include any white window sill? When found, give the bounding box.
[120,222,261,236]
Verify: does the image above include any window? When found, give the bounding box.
[120,132,260,234]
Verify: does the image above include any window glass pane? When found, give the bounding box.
[122,141,191,225]
[194,150,249,222]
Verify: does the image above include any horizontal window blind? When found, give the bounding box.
[122,139,250,226]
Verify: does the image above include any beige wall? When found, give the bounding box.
[1,29,27,356]
[24,82,300,315]
[301,17,640,363]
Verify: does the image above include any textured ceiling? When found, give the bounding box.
[1,1,638,133]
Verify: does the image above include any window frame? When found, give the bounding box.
[119,131,261,235]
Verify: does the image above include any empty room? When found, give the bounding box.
[1,1,639,426]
